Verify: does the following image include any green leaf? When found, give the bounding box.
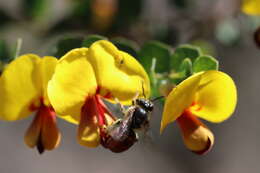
[22,0,47,19]
[0,40,11,62]
[53,37,83,58]
[138,41,171,74]
[111,38,139,57]
[73,0,91,19]
[82,35,107,47]
[170,58,192,84]
[193,55,219,73]
[179,58,192,76]
[191,40,216,56]
[113,0,143,29]
[0,61,3,74]
[171,44,201,72]
[169,0,189,9]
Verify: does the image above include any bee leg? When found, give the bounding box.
[135,132,139,141]
[113,118,122,125]
[132,92,140,102]
[105,118,122,132]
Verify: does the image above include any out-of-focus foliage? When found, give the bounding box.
[53,37,83,58]
[192,56,218,73]
[0,9,13,27]
[22,0,48,19]
[0,0,258,49]
[111,38,139,57]
[47,0,143,34]
[215,19,241,46]
[82,35,107,47]
[138,41,171,74]
[0,40,11,63]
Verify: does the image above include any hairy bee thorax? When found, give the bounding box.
[100,98,155,153]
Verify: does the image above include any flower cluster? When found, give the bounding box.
[0,39,237,155]
[0,40,150,153]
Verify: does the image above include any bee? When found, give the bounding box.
[101,96,162,153]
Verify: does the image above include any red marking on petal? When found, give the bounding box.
[177,110,214,155]
[191,102,196,106]
[29,104,38,112]
[95,96,106,126]
[96,86,101,95]
[28,97,45,111]
[36,131,45,154]
[24,104,60,154]
[41,106,61,151]
[97,96,116,121]
[103,92,112,99]
[189,102,202,112]
[79,95,117,147]
[81,96,105,127]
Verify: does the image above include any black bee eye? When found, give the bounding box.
[136,99,154,112]
[145,102,154,112]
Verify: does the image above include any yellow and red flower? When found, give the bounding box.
[47,40,150,148]
[0,55,60,153]
[160,70,237,154]
[241,0,260,15]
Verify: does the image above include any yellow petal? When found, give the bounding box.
[88,40,150,104]
[38,56,58,106]
[77,97,100,147]
[177,111,214,155]
[242,0,260,15]
[160,72,202,132]
[58,115,79,125]
[0,54,42,121]
[189,70,237,123]
[47,48,97,122]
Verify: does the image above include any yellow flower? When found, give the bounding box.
[48,40,150,148]
[160,70,237,154]
[0,55,60,154]
[242,0,260,15]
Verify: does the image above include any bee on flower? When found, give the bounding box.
[47,40,150,150]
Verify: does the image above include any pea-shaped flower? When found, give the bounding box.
[160,71,237,154]
[242,0,260,15]
[47,40,150,148]
[0,55,59,153]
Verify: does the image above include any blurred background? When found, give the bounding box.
[0,0,259,172]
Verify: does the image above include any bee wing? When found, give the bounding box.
[135,126,158,154]
[108,108,135,141]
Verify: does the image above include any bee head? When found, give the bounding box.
[135,98,154,112]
